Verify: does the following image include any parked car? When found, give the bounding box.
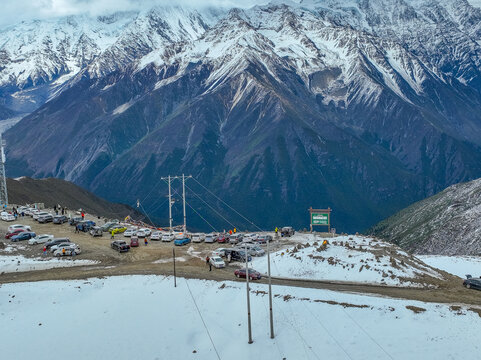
[162,233,175,242]
[234,268,262,280]
[38,214,54,223]
[8,224,31,232]
[45,238,71,250]
[192,233,204,243]
[231,249,252,262]
[212,248,229,257]
[135,229,150,238]
[216,234,228,243]
[76,220,95,232]
[174,237,191,246]
[256,235,272,244]
[463,275,481,290]
[33,211,50,220]
[281,226,295,237]
[151,231,162,240]
[209,256,226,268]
[89,226,103,237]
[111,240,130,252]
[242,234,258,243]
[204,234,215,243]
[1,212,15,221]
[110,225,127,234]
[69,217,83,226]
[245,245,265,256]
[54,244,81,257]
[229,234,243,244]
[5,228,26,239]
[28,234,54,245]
[130,236,139,247]
[50,242,75,253]
[123,228,138,237]
[11,232,37,242]
[53,215,68,224]
[140,228,152,237]
[101,221,119,232]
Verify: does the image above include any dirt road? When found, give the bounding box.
[1,215,481,308]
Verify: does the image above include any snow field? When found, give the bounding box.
[417,255,481,278]
[1,275,480,360]
[253,235,443,287]
[0,254,98,273]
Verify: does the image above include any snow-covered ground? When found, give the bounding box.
[0,254,98,273]
[253,235,443,287]
[1,275,480,360]
[417,255,481,278]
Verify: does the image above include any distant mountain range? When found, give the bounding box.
[3,0,481,232]
[368,177,481,255]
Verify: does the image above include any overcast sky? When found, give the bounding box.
[0,0,271,27]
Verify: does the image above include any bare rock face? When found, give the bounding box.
[4,1,481,232]
[369,177,481,255]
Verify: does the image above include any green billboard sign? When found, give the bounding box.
[311,212,329,225]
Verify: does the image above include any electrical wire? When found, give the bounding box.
[185,183,237,229]
[138,201,156,227]
[170,186,218,232]
[191,177,264,231]
[301,302,354,360]
[185,279,222,360]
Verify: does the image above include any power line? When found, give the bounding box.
[170,186,217,232]
[301,302,354,360]
[191,177,264,231]
[138,201,156,227]
[185,183,237,229]
[185,279,222,360]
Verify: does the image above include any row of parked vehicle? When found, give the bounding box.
[4,223,81,257]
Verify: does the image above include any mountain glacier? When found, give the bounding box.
[3,0,481,232]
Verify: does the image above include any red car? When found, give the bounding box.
[216,235,228,243]
[234,268,262,280]
[5,228,26,239]
[130,236,139,247]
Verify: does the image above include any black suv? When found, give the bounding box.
[45,238,71,250]
[463,275,481,290]
[53,215,68,224]
[111,240,130,253]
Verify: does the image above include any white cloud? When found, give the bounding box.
[0,0,269,27]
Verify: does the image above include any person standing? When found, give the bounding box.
[209,261,212,272]
[111,231,115,239]
[43,246,47,257]
[144,237,148,246]
[81,211,85,220]
[62,248,66,256]
[206,256,210,266]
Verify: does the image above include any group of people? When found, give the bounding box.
[53,204,68,216]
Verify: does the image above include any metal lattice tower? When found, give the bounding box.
[0,134,8,207]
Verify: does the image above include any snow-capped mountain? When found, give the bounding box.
[4,0,481,232]
[0,7,219,113]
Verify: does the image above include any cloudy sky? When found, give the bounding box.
[0,0,271,27]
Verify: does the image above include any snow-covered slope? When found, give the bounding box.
[2,275,480,360]
[252,234,444,287]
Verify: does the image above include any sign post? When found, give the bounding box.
[309,207,332,234]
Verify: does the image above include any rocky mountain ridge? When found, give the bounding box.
[368,177,481,255]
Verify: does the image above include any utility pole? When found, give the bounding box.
[173,248,177,288]
[245,242,253,344]
[168,175,172,233]
[161,175,192,234]
[267,237,274,338]
[0,134,8,207]
[182,174,187,234]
